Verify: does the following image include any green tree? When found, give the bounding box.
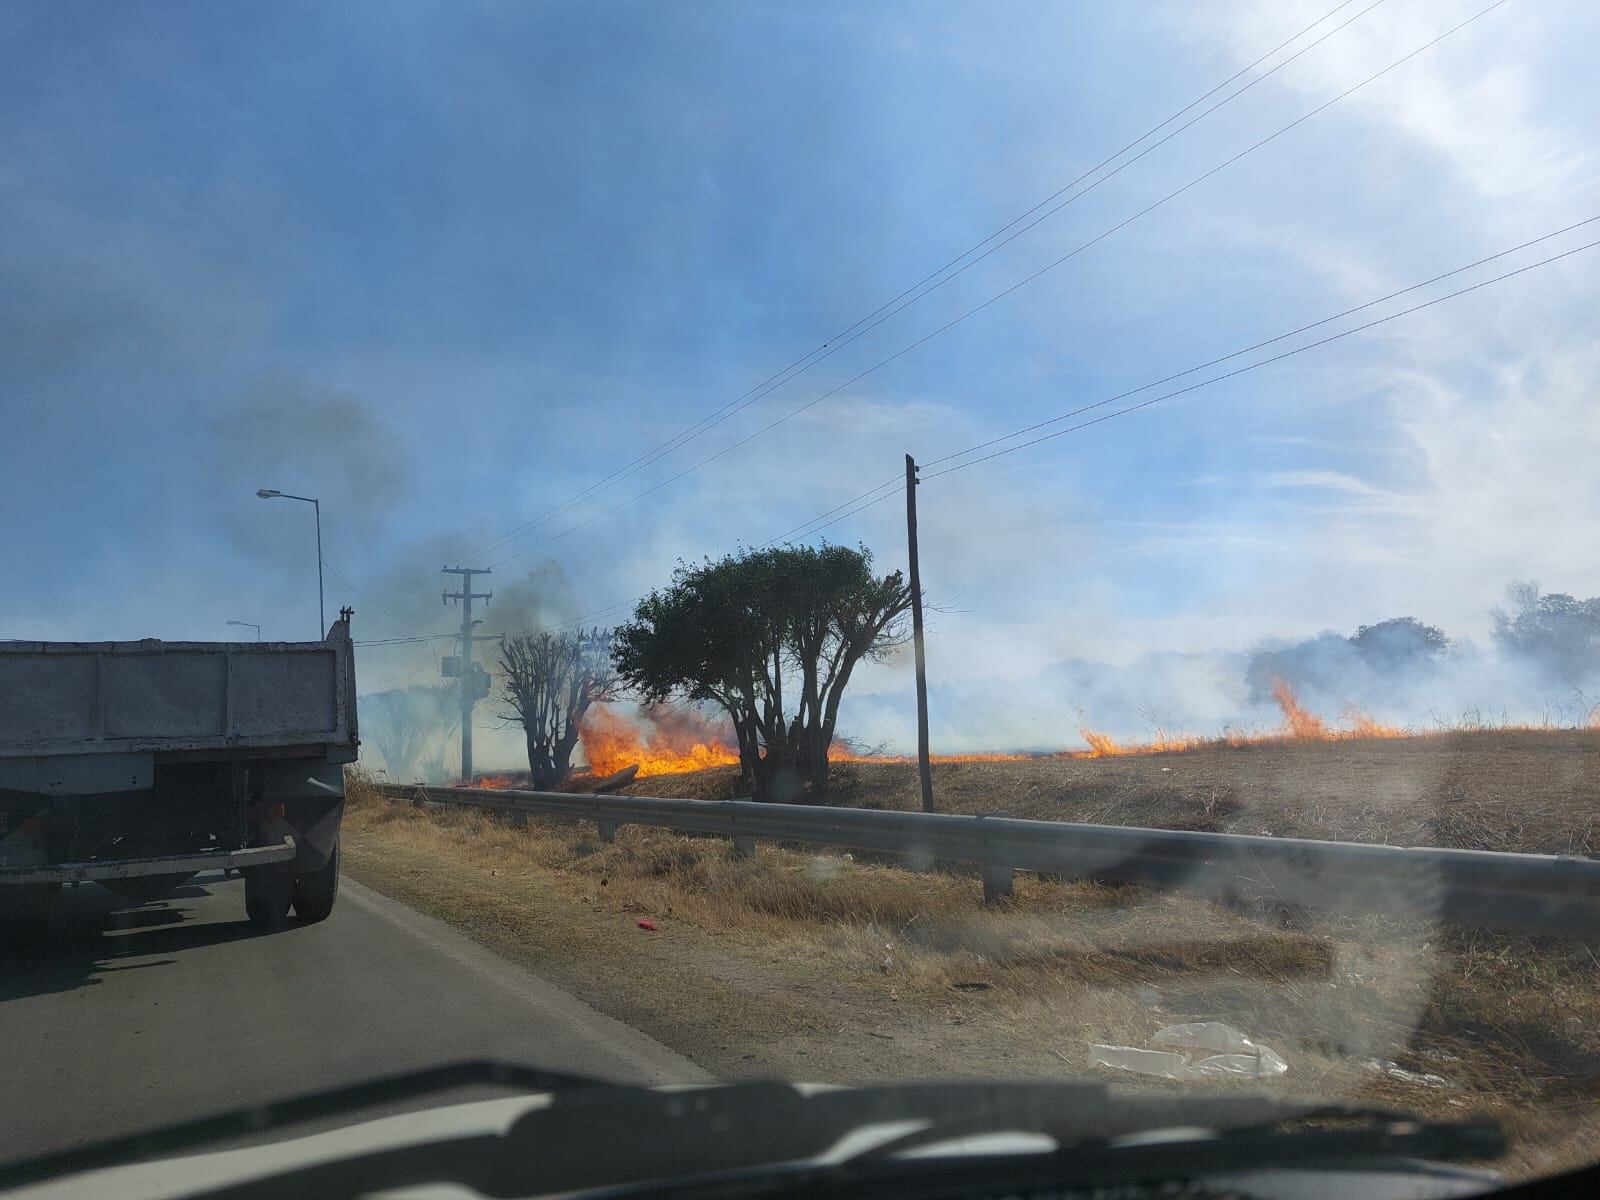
[499,629,620,789]
[612,545,911,803]
[1492,582,1600,683]
[1349,617,1449,665]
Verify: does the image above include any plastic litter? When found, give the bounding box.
[1088,1022,1289,1081]
[1361,1058,1450,1088]
[1154,1022,1257,1054]
[1087,1045,1193,1080]
[1188,1048,1290,1077]
[636,918,658,931]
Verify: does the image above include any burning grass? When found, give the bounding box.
[625,728,1600,857]
[344,737,1600,1180]
[562,679,1527,787]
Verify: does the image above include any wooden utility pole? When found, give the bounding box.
[905,454,935,813]
[442,566,493,782]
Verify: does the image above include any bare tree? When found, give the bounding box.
[361,685,461,783]
[499,628,620,788]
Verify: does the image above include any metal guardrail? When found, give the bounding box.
[374,782,1600,937]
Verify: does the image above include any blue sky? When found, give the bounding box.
[4,0,1597,757]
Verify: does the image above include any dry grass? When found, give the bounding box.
[626,729,1600,855]
[344,735,1600,1181]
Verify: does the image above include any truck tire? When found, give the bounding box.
[292,841,340,924]
[103,872,196,903]
[244,867,293,929]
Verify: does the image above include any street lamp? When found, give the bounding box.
[226,619,261,641]
[256,489,324,636]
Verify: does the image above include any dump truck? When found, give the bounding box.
[0,611,358,929]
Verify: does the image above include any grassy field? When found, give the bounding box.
[622,729,1600,854]
[344,729,1600,1181]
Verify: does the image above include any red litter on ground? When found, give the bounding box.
[636,919,658,931]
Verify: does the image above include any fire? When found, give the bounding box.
[570,679,1416,781]
[1266,677,1404,741]
[1075,726,1223,757]
[1344,707,1408,739]
[1079,729,1125,757]
[579,703,741,778]
[464,773,523,789]
[1271,677,1328,738]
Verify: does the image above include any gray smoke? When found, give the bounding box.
[841,582,1600,753]
[359,684,462,783]
[480,561,583,639]
[209,377,407,555]
[351,559,589,776]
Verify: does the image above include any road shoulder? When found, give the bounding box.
[342,878,710,1086]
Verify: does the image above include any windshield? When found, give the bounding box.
[3,0,1597,1194]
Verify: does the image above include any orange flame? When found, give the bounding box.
[1343,707,1408,739]
[569,680,1414,781]
[1271,677,1327,738]
[579,704,741,778]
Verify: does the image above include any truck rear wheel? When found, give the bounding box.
[244,867,293,929]
[292,841,339,924]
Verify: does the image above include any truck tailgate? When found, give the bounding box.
[0,636,356,760]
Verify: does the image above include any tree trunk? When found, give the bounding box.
[552,723,582,789]
[807,739,830,804]
[731,715,765,801]
[526,729,557,790]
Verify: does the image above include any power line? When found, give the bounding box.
[475,0,1509,572]
[924,216,1600,473]
[775,210,1600,542]
[405,0,1387,580]
[341,0,1513,639]
[780,224,1593,540]
[762,476,905,547]
[354,633,458,647]
[923,236,1600,480]
[487,210,1595,643]
[322,560,450,640]
[498,599,639,642]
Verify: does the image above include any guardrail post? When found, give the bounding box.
[509,808,529,828]
[980,811,1014,903]
[983,862,1014,903]
[733,835,756,857]
[597,818,617,844]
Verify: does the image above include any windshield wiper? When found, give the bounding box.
[605,1104,1506,1200]
[846,1101,1503,1164]
[85,1071,1503,1200]
[0,1059,619,1192]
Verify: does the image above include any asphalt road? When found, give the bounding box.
[0,873,708,1167]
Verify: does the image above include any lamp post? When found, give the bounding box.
[256,489,324,636]
[226,619,261,642]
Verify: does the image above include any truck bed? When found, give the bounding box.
[0,634,357,761]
